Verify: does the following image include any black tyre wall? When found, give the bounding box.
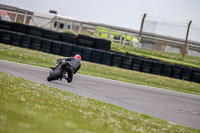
[0,20,13,30]
[12,23,28,34]
[111,53,123,67]
[1,30,12,44]
[101,51,112,66]
[121,55,133,69]
[160,63,173,77]
[21,35,32,48]
[90,49,102,63]
[141,59,153,73]
[11,32,23,46]
[82,47,93,61]
[190,69,200,83]
[60,43,72,57]
[77,34,95,48]
[43,29,60,41]
[131,57,143,71]
[181,66,192,81]
[59,32,76,44]
[40,39,52,53]
[94,38,111,51]
[31,36,42,51]
[171,65,182,79]
[151,61,163,75]
[50,41,63,55]
[27,26,43,37]
[71,45,83,57]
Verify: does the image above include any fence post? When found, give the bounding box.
[182,20,192,58]
[78,23,83,34]
[119,34,123,45]
[23,12,27,24]
[123,33,127,46]
[138,13,146,50]
[14,12,18,22]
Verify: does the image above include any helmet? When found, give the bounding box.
[74,54,81,60]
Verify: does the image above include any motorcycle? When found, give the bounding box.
[47,60,71,82]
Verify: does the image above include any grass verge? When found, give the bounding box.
[0,43,200,95]
[0,72,199,133]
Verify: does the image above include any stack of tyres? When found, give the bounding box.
[40,39,52,53]
[151,61,163,75]
[121,55,133,69]
[161,63,173,77]
[77,34,95,48]
[11,32,23,46]
[71,45,83,56]
[0,20,13,30]
[90,49,102,63]
[43,29,60,41]
[0,30,1,42]
[81,47,93,61]
[1,30,12,44]
[21,35,32,48]
[12,22,28,34]
[94,38,111,51]
[27,26,43,37]
[31,36,42,51]
[59,32,76,44]
[141,59,153,73]
[181,66,192,81]
[50,41,63,55]
[131,57,143,71]
[101,51,112,66]
[171,65,182,79]
[60,43,73,57]
[190,68,200,83]
[111,53,123,67]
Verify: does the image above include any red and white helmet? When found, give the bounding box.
[74,54,81,60]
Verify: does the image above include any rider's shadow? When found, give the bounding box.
[51,81,73,88]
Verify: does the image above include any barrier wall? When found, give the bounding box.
[0,20,200,84]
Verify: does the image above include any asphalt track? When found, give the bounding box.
[0,60,200,129]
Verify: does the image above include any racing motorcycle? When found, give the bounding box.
[47,60,71,82]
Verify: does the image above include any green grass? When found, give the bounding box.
[0,43,200,95]
[0,72,199,133]
[111,42,200,69]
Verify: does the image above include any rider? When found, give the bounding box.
[51,54,81,83]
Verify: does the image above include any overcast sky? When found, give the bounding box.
[1,0,200,31]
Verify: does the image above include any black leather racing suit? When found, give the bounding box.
[52,57,81,83]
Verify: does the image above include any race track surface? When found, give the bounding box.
[0,60,200,129]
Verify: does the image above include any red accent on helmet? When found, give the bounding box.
[74,54,81,60]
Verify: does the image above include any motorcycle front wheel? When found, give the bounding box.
[47,69,62,81]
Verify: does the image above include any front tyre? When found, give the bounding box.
[47,69,62,81]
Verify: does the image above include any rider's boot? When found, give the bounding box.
[63,74,72,83]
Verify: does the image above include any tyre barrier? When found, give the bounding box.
[31,36,42,51]
[0,20,13,30]
[0,20,111,51]
[77,34,95,48]
[12,22,28,34]
[94,38,111,51]
[50,41,62,55]
[11,32,23,47]
[151,61,163,75]
[59,32,76,44]
[21,35,32,49]
[101,51,112,66]
[0,29,200,84]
